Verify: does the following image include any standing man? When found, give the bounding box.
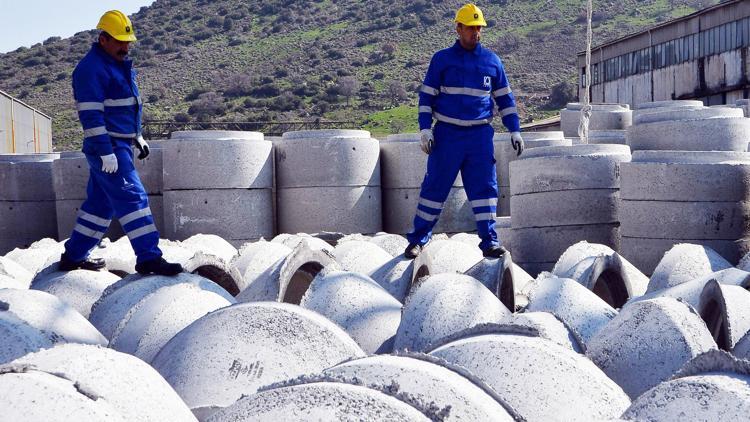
[59,10,182,276]
[404,3,524,259]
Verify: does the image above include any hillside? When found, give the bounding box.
[0,0,718,150]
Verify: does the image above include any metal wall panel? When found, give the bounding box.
[0,90,53,153]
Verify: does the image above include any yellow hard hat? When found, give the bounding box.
[455,3,487,27]
[96,10,137,42]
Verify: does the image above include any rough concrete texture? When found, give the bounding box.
[698,280,750,352]
[512,223,620,268]
[278,185,382,234]
[232,240,292,286]
[622,350,750,421]
[587,130,627,144]
[394,273,511,352]
[510,145,631,195]
[620,237,748,276]
[11,344,197,421]
[587,297,717,399]
[0,200,58,254]
[505,311,584,352]
[369,255,414,302]
[332,240,392,275]
[3,237,64,275]
[463,255,517,311]
[561,103,632,137]
[621,151,750,201]
[108,282,234,363]
[736,330,750,359]
[495,216,513,250]
[647,243,733,293]
[495,135,572,189]
[52,152,88,200]
[0,288,106,345]
[276,130,379,188]
[271,233,333,252]
[300,270,402,354]
[323,354,518,421]
[527,274,617,347]
[430,332,631,421]
[181,252,243,295]
[382,187,474,234]
[181,234,238,265]
[0,157,57,201]
[368,233,408,257]
[412,239,483,283]
[552,241,648,308]
[0,255,32,288]
[381,133,462,186]
[0,367,127,421]
[164,133,272,190]
[0,311,53,364]
[633,105,743,125]
[150,302,365,417]
[450,232,482,247]
[133,141,164,194]
[635,100,704,110]
[511,189,620,228]
[170,130,264,141]
[627,117,750,152]
[88,237,136,275]
[0,273,26,289]
[30,269,120,318]
[236,241,339,303]
[89,272,233,340]
[620,200,750,239]
[164,188,273,242]
[204,381,430,422]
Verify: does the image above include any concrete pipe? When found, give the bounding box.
[622,350,750,421]
[380,133,462,188]
[394,273,511,352]
[552,241,649,307]
[412,239,483,283]
[0,288,106,345]
[526,274,617,347]
[0,366,127,421]
[587,297,717,399]
[0,274,26,289]
[204,381,429,422]
[368,233,408,257]
[647,243,734,294]
[0,311,53,364]
[450,232,481,247]
[150,302,365,419]
[369,256,414,302]
[633,105,743,125]
[277,186,382,234]
[0,199,57,254]
[332,240,392,275]
[560,103,632,137]
[510,189,620,228]
[736,330,750,359]
[108,282,234,363]
[164,189,273,242]
[635,100,704,110]
[0,256,32,288]
[629,267,750,309]
[587,130,627,144]
[620,237,747,276]
[627,117,750,152]
[620,200,750,239]
[323,354,519,421]
[30,269,120,318]
[235,241,339,303]
[382,187,474,234]
[464,255,517,311]
[270,233,333,252]
[11,343,197,421]
[0,153,58,201]
[495,216,513,250]
[181,234,238,264]
[300,271,402,354]
[87,237,137,276]
[183,252,245,295]
[164,131,271,190]
[504,312,584,353]
[133,140,164,195]
[621,151,750,202]
[232,240,292,286]
[89,272,233,340]
[3,238,64,275]
[698,279,750,352]
[430,332,631,421]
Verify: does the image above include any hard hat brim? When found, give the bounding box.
[458,19,487,27]
[111,33,137,42]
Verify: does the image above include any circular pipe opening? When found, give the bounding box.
[592,269,629,308]
[499,267,515,311]
[282,262,325,304]
[193,265,240,296]
[700,298,729,350]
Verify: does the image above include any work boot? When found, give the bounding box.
[135,257,183,276]
[482,245,508,258]
[404,243,423,259]
[58,254,106,271]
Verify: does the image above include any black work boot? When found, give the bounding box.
[404,243,423,259]
[59,253,106,271]
[482,245,508,258]
[135,257,183,276]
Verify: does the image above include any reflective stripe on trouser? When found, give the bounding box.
[63,141,162,264]
[407,122,499,250]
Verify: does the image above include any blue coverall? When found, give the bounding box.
[407,40,521,250]
[63,43,162,264]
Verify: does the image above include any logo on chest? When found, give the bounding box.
[483,76,491,88]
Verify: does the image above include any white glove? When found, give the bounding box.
[420,129,434,154]
[101,154,118,173]
[135,136,150,160]
[510,132,524,156]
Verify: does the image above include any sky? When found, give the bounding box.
[0,0,155,53]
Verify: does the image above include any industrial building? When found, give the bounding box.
[0,89,53,153]
[578,0,750,106]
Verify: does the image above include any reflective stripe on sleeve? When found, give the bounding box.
[83,126,108,138]
[500,106,518,117]
[420,85,439,96]
[493,86,512,97]
[77,102,105,112]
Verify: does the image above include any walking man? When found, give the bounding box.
[59,10,182,276]
[404,3,524,259]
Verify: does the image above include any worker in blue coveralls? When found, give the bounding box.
[404,3,525,259]
[58,10,182,276]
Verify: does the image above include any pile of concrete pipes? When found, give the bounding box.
[560,102,633,139]
[620,101,750,273]
[275,130,381,234]
[379,133,471,234]
[163,131,274,246]
[510,144,632,276]
[0,153,59,254]
[494,131,570,216]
